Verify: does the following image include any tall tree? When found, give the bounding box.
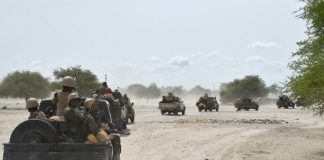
[287,0,324,115]
[188,85,212,96]
[0,71,51,101]
[126,84,147,99]
[145,83,162,99]
[52,66,100,97]
[220,75,268,103]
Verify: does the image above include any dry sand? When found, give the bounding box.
[1,101,324,160]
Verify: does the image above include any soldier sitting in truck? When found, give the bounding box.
[64,93,112,143]
[26,98,48,121]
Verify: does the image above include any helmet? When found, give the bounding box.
[26,98,39,109]
[84,98,95,109]
[62,76,75,87]
[68,93,80,103]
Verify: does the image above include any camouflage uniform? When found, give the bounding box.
[26,98,48,121]
[28,111,47,120]
[53,76,77,116]
[64,94,99,143]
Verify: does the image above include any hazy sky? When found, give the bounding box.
[0,0,306,89]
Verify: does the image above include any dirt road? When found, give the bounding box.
[1,102,324,160]
[121,103,324,160]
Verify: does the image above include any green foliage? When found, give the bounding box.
[126,83,162,99]
[52,66,100,97]
[268,83,283,94]
[188,85,212,96]
[220,75,269,103]
[162,86,186,96]
[287,0,324,115]
[146,83,162,99]
[126,84,147,99]
[0,71,50,100]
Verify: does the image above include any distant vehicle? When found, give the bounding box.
[235,96,259,111]
[276,95,295,109]
[159,93,186,115]
[196,96,219,112]
[295,98,306,107]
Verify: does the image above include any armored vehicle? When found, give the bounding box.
[3,99,121,160]
[159,92,186,115]
[234,96,259,111]
[276,95,295,109]
[295,97,306,107]
[196,96,219,112]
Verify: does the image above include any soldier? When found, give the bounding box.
[123,94,130,105]
[64,93,113,143]
[26,98,48,121]
[83,98,121,160]
[53,76,77,116]
[99,82,112,96]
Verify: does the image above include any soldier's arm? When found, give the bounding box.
[53,92,58,105]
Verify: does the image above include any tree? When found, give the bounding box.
[287,0,324,115]
[162,86,186,96]
[268,83,282,95]
[52,66,100,97]
[126,84,147,99]
[0,71,51,101]
[220,75,268,103]
[188,85,212,96]
[145,83,162,99]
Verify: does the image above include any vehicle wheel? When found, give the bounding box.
[174,111,178,115]
[123,120,127,129]
[181,110,185,115]
[204,109,207,112]
[216,108,219,112]
[161,110,165,115]
[209,109,212,112]
[130,116,135,123]
[198,108,202,112]
[236,108,241,111]
[10,120,58,143]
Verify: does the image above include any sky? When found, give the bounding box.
[0,0,307,90]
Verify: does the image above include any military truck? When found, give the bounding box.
[159,93,186,115]
[234,96,259,111]
[295,97,306,107]
[2,99,121,160]
[276,95,295,109]
[3,120,113,160]
[196,96,219,112]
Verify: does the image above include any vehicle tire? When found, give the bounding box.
[123,120,127,129]
[198,108,202,112]
[236,108,241,111]
[216,108,219,112]
[204,109,207,112]
[10,119,58,143]
[161,110,165,115]
[174,111,178,115]
[130,116,135,123]
[182,110,185,115]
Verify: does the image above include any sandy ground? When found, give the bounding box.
[1,101,324,160]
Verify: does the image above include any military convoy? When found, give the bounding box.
[234,96,259,111]
[196,94,219,112]
[276,95,295,109]
[159,92,186,115]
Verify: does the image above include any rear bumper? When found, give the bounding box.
[3,143,113,160]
